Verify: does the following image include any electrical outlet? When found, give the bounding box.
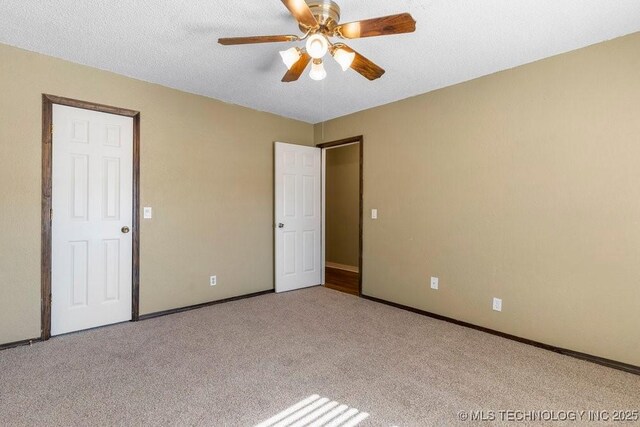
[430,277,439,290]
[492,297,502,312]
[210,276,217,287]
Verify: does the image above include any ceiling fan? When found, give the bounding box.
[218,0,416,82]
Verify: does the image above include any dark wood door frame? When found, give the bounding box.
[317,135,364,296]
[41,94,141,340]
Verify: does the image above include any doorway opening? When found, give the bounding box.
[319,136,363,296]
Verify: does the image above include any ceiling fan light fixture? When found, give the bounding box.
[309,59,327,81]
[305,33,329,59]
[279,47,302,70]
[219,1,416,83]
[332,47,355,71]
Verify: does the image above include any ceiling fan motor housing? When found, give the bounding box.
[302,0,341,32]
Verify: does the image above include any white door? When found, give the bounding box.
[275,142,322,293]
[51,104,134,335]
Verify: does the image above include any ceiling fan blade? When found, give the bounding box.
[338,45,385,81]
[281,0,319,29]
[282,52,312,82]
[335,13,416,39]
[218,35,298,45]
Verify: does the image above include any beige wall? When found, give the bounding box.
[326,144,359,268]
[315,33,640,366]
[0,43,313,345]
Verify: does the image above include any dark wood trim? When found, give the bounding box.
[357,139,363,297]
[41,95,141,340]
[139,290,275,321]
[41,95,53,340]
[361,294,640,376]
[317,135,364,296]
[42,94,139,118]
[131,114,141,321]
[317,135,363,150]
[0,337,42,352]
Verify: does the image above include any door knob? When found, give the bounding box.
[121,226,130,234]
[278,223,284,228]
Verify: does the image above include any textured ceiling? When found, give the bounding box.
[1,1,639,123]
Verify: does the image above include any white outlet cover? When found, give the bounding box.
[430,277,439,290]
[210,276,217,286]
[143,207,153,219]
[371,209,378,219]
[493,298,502,312]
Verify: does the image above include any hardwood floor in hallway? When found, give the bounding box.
[324,266,359,295]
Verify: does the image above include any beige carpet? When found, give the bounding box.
[1,287,638,426]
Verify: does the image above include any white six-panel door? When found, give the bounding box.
[51,104,133,335]
[275,142,322,293]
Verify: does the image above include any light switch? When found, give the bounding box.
[143,207,153,219]
[371,209,378,219]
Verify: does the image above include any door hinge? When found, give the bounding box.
[50,208,53,221]
[50,124,54,135]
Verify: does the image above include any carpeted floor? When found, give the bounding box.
[1,287,638,426]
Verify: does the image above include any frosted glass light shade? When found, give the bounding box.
[309,60,327,81]
[332,48,356,71]
[279,47,301,70]
[305,34,328,59]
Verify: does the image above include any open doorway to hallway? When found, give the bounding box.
[320,137,363,296]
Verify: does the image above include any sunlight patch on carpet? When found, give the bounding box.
[255,394,371,427]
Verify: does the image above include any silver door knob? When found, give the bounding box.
[278,223,284,228]
[121,226,130,234]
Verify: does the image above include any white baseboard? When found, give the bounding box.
[326,262,359,273]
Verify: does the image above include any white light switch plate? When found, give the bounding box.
[143,207,153,219]
[371,209,378,219]
[493,298,502,312]
[430,277,439,290]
